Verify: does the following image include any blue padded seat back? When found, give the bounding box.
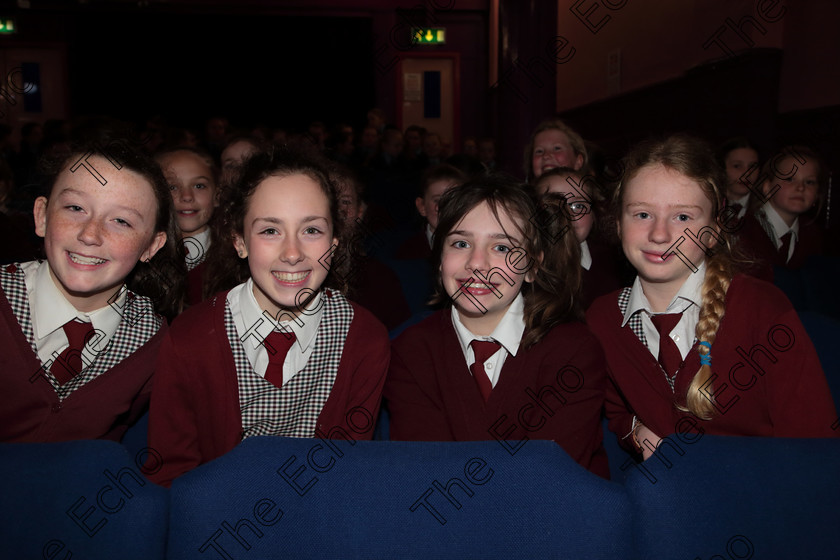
[625,435,840,559]
[798,311,840,411]
[0,440,168,560]
[168,437,633,560]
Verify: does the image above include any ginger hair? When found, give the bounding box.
[616,134,736,419]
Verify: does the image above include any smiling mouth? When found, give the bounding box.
[178,210,199,215]
[642,250,673,262]
[68,252,106,265]
[457,279,500,295]
[273,271,310,284]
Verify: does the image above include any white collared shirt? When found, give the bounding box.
[227,278,323,384]
[451,292,525,388]
[621,261,705,360]
[22,260,123,369]
[183,229,211,271]
[425,223,434,249]
[730,193,750,219]
[580,240,592,271]
[759,202,798,263]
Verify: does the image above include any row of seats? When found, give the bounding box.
[3,433,839,559]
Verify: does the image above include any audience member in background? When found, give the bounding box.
[148,148,389,486]
[325,126,355,165]
[330,164,411,330]
[535,167,622,308]
[156,147,219,306]
[0,159,38,264]
[736,145,826,280]
[367,108,387,134]
[202,116,229,160]
[479,137,498,172]
[306,121,327,152]
[717,137,760,221]
[419,132,444,169]
[395,164,468,261]
[14,122,44,189]
[524,119,587,182]
[0,140,182,443]
[386,176,609,478]
[220,135,265,188]
[403,125,426,163]
[356,125,380,166]
[463,136,479,158]
[586,135,838,463]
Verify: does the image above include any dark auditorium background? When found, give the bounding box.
[0,0,838,189]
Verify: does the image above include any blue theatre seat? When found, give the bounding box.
[167,437,633,559]
[0,440,168,560]
[624,435,840,559]
[798,311,840,411]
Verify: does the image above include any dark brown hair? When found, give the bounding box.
[204,146,354,298]
[431,174,582,348]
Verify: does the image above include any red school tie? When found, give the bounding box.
[650,313,683,377]
[469,339,501,402]
[778,231,793,264]
[51,319,95,385]
[263,330,297,389]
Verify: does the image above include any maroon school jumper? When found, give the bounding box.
[736,212,825,281]
[385,310,610,478]
[586,274,838,454]
[394,229,432,260]
[0,263,165,442]
[147,289,390,487]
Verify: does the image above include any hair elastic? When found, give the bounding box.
[698,341,712,366]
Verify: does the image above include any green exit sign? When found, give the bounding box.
[412,27,446,45]
[0,18,16,34]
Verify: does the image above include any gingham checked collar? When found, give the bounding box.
[617,286,648,349]
[224,287,354,439]
[0,262,163,400]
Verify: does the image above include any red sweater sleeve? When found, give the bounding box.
[146,327,205,487]
[318,303,390,440]
[385,339,455,441]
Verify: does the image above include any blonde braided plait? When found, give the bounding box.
[680,250,733,419]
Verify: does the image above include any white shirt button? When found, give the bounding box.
[486,363,494,369]
[673,335,680,342]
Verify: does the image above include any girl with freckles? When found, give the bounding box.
[147,149,390,487]
[0,140,182,442]
[586,135,837,462]
[385,176,610,478]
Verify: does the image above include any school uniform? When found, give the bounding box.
[184,229,210,306]
[726,193,750,221]
[737,203,824,281]
[581,235,624,310]
[385,294,610,478]
[0,260,165,442]
[394,224,433,260]
[586,265,838,454]
[147,281,390,487]
[347,255,412,331]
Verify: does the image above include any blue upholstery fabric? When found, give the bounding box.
[625,435,840,559]
[121,410,150,459]
[0,440,168,560]
[798,311,840,412]
[167,437,633,559]
[602,416,636,483]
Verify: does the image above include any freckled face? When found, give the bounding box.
[234,174,337,319]
[33,155,166,312]
[537,174,595,243]
[531,129,584,178]
[618,164,715,295]
[440,201,532,334]
[159,151,218,237]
